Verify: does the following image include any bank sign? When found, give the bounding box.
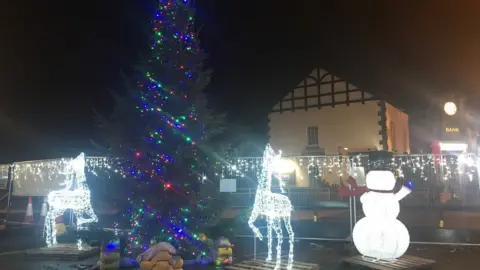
[445,127,460,133]
[442,126,464,142]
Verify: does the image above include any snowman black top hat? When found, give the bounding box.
[368,151,393,171]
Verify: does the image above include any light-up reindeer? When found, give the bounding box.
[44,153,98,249]
[248,144,294,270]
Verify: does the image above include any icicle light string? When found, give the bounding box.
[219,154,477,182]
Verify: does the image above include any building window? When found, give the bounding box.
[390,121,396,151]
[307,126,319,146]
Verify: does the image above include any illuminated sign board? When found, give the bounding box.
[445,127,460,133]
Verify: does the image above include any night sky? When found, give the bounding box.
[1,0,480,162]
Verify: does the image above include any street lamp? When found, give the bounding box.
[444,101,457,116]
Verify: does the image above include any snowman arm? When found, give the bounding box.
[395,186,412,201]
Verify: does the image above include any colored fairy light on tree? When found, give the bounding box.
[248,144,294,270]
[96,0,227,257]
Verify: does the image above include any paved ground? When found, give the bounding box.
[3,209,480,269]
[1,236,480,269]
[231,239,480,270]
[0,251,99,270]
[407,245,480,270]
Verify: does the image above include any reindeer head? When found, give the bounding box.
[71,152,86,173]
[263,144,281,174]
[262,144,288,192]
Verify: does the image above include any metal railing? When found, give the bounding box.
[225,186,480,208]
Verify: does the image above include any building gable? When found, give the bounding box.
[272,68,375,112]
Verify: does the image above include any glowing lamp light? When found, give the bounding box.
[352,170,411,261]
[444,101,457,116]
[271,158,296,175]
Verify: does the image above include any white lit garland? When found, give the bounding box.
[44,153,98,249]
[248,144,294,270]
[13,156,117,181]
[219,154,477,182]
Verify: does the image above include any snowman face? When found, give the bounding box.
[361,192,400,219]
[365,170,396,191]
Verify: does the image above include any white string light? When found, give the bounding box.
[248,144,294,270]
[352,170,411,261]
[44,153,98,249]
[220,154,477,183]
[13,156,118,183]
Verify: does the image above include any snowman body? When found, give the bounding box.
[361,192,399,219]
[352,170,411,260]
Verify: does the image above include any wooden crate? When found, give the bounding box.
[25,244,99,260]
[226,259,319,270]
[342,255,436,269]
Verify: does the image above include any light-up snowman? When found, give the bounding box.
[352,170,411,261]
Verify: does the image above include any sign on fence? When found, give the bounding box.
[220,179,237,193]
[351,166,366,186]
[0,165,9,189]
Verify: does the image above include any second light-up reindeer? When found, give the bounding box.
[44,153,98,249]
[248,144,294,270]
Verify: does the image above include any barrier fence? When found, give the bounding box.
[225,187,480,208]
[219,153,480,205]
[222,153,480,247]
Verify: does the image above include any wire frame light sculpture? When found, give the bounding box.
[352,170,411,262]
[248,144,294,270]
[44,153,98,249]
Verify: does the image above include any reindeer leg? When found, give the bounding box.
[273,218,283,270]
[51,211,58,246]
[44,210,53,247]
[266,216,273,261]
[72,209,82,250]
[77,238,83,250]
[283,215,294,270]
[248,208,263,241]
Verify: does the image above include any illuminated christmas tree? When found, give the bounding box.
[97,0,226,257]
